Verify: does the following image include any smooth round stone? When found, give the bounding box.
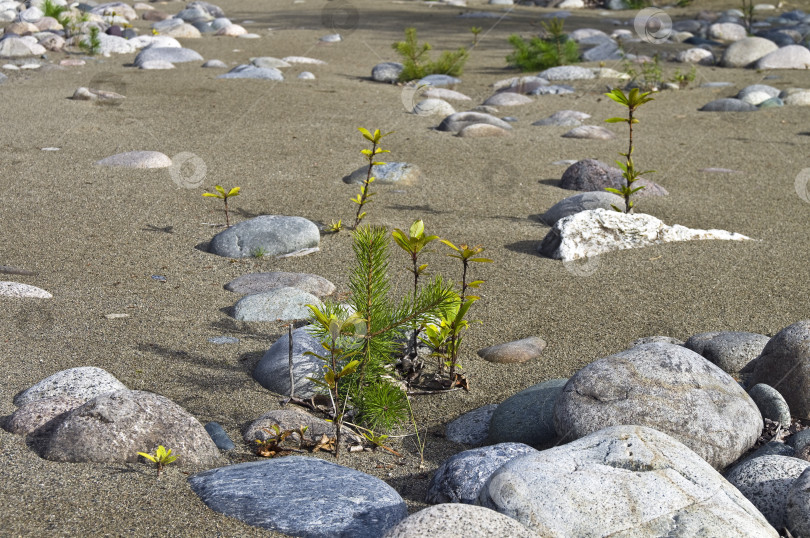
[210,17,231,30]
[412,98,455,117]
[423,88,470,101]
[202,59,227,68]
[320,33,341,42]
[561,125,616,140]
[204,421,235,450]
[218,64,283,80]
[383,504,538,538]
[720,37,778,67]
[0,35,46,57]
[216,24,246,37]
[487,379,567,447]
[445,404,498,446]
[542,192,624,226]
[482,92,532,107]
[738,84,780,105]
[371,61,403,83]
[128,35,182,49]
[676,47,715,65]
[477,337,546,364]
[95,151,172,168]
[709,22,747,42]
[282,56,326,65]
[701,82,735,88]
[233,287,321,322]
[530,85,574,95]
[251,56,290,69]
[208,215,319,259]
[699,98,758,112]
[784,91,810,106]
[787,467,810,535]
[437,111,512,133]
[538,65,595,80]
[418,74,461,87]
[343,162,422,186]
[162,22,202,38]
[749,383,792,425]
[139,60,174,70]
[630,336,685,347]
[133,47,203,67]
[758,97,783,108]
[297,71,315,80]
[252,327,324,398]
[533,109,590,127]
[755,44,810,69]
[457,123,510,138]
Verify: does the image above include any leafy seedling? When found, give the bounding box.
[324,219,343,234]
[255,424,310,457]
[506,18,579,72]
[470,26,482,47]
[203,185,240,228]
[80,25,102,56]
[392,27,469,82]
[352,128,391,229]
[604,88,656,214]
[137,445,178,478]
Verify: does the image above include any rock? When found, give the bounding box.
[95,151,172,169]
[445,404,498,446]
[530,86,575,96]
[561,125,616,140]
[225,272,335,297]
[0,36,46,57]
[320,33,341,42]
[754,29,796,47]
[492,75,548,93]
[233,287,321,322]
[532,109,590,127]
[218,64,283,80]
[581,41,621,62]
[297,71,315,80]
[726,455,810,529]
[784,91,810,106]
[738,84,780,105]
[477,337,546,364]
[210,17,232,31]
[96,33,136,55]
[630,335,685,347]
[177,5,212,22]
[251,56,290,69]
[6,22,38,35]
[418,74,460,87]
[40,390,221,467]
[208,215,320,259]
[252,327,325,398]
[683,331,770,373]
[202,59,227,68]
[787,430,810,453]
[720,37,778,67]
[426,443,538,505]
[758,97,784,108]
[243,408,360,445]
[4,396,84,435]
[540,209,750,262]
[371,61,403,83]
[479,425,778,536]
[0,281,52,298]
[412,98,455,117]
[189,457,407,536]
[559,159,622,192]
[215,24,246,37]
[282,56,326,65]
[542,191,625,226]
[204,421,234,450]
[128,35,182,49]
[423,88,470,101]
[755,45,810,69]
[749,384,792,425]
[38,33,64,51]
[738,441,796,466]
[139,60,174,70]
[709,21,747,41]
[14,366,127,407]
[382,504,537,538]
[91,2,137,20]
[699,98,758,112]
[487,378,567,448]
[133,47,203,67]
[161,22,202,38]
[750,321,810,418]
[482,92,532,107]
[569,28,609,42]
[538,65,595,80]
[457,124,510,138]
[343,162,422,186]
[552,342,762,469]
[436,112,512,133]
[787,467,810,535]
[187,1,225,18]
[676,47,715,64]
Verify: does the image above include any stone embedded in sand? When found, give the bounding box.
[486,378,567,448]
[477,337,546,364]
[457,123,510,138]
[530,84,575,96]
[202,59,227,68]
[561,125,615,140]
[218,64,283,80]
[482,92,532,107]
[72,87,126,101]
[6,22,39,35]
[553,342,762,469]
[750,321,810,418]
[251,56,290,69]
[436,112,512,133]
[244,407,361,445]
[190,457,407,536]
[720,37,778,67]
[542,191,625,226]
[709,22,747,42]
[91,2,137,20]
[423,88,471,101]
[559,159,622,191]
[133,47,203,67]
[539,209,750,261]
[445,404,498,446]
[4,395,85,435]
[128,35,182,49]
[204,421,234,451]
[225,271,335,297]
[412,98,455,117]
[96,33,136,55]
[216,24,246,37]
[677,47,715,65]
[371,61,403,83]
[208,215,320,259]
[491,75,548,92]
[282,56,326,65]
[480,425,778,536]
[700,98,758,112]
[343,162,422,186]
[683,331,770,373]
[755,45,810,69]
[14,366,127,407]
[95,150,172,168]
[0,36,46,58]
[232,287,321,322]
[538,65,595,80]
[161,22,202,38]
[139,60,175,70]
[383,504,538,538]
[252,327,325,398]
[418,74,461,87]
[582,40,621,62]
[0,281,52,298]
[532,109,590,127]
[738,84,780,106]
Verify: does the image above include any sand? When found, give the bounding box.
[2,0,810,534]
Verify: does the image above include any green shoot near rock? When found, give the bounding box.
[352,128,391,229]
[604,88,655,214]
[392,27,468,82]
[80,26,102,56]
[203,185,240,228]
[507,18,579,72]
[137,445,178,478]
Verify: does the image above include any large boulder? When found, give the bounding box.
[683,331,770,373]
[39,390,221,467]
[720,37,778,67]
[750,321,810,418]
[486,378,567,448]
[383,504,537,538]
[208,215,319,259]
[13,366,127,406]
[553,342,763,469]
[479,425,778,536]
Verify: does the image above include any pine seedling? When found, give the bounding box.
[470,26,482,47]
[392,27,469,82]
[352,128,391,229]
[80,26,102,56]
[604,88,655,214]
[203,185,240,227]
[506,18,579,72]
[137,445,178,478]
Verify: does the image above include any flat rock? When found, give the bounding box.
[251,56,290,69]
[749,384,791,425]
[218,64,283,80]
[282,56,326,65]
[542,191,625,226]
[486,378,567,448]
[243,407,361,445]
[204,421,235,450]
[139,60,174,70]
[726,455,810,529]
[755,44,810,69]
[530,84,574,95]
[479,425,778,536]
[133,47,203,67]
[189,457,407,537]
[127,35,182,49]
[582,40,621,62]
[371,61,403,83]
[343,162,422,186]
[720,37,778,67]
[750,321,810,418]
[14,366,127,407]
[552,342,763,469]
[532,109,590,127]
[0,281,52,298]
[561,125,616,140]
[700,98,758,112]
[539,208,751,262]
[436,112,512,133]
[738,84,780,105]
[709,21,747,42]
[202,59,226,68]
[477,336,546,364]
[161,23,202,38]
[4,395,84,435]
[423,88,470,101]
[40,390,221,467]
[481,92,532,107]
[233,287,321,322]
[457,124,510,138]
[383,503,537,538]
[252,326,325,398]
[95,151,172,168]
[426,443,538,505]
[538,65,595,80]
[445,404,497,446]
[0,36,45,57]
[208,215,320,259]
[683,331,770,372]
[225,272,334,297]
[418,74,460,87]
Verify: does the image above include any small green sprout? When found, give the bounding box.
[203,185,240,228]
[137,445,178,478]
[470,26,482,47]
[351,128,391,229]
[80,26,102,56]
[324,219,343,234]
[252,246,268,258]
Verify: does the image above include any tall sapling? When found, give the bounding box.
[352,128,391,229]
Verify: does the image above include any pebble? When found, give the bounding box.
[218,64,283,80]
[699,98,758,112]
[281,56,326,65]
[481,92,532,107]
[202,59,227,68]
[477,336,546,364]
[532,109,590,127]
[204,421,235,450]
[561,125,616,140]
[319,33,341,42]
[538,65,595,80]
[457,123,510,138]
[343,162,422,186]
[207,336,239,344]
[208,215,320,259]
[251,56,291,69]
[297,71,315,80]
[133,47,203,67]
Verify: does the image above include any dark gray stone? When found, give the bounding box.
[225,272,335,297]
[218,65,283,80]
[418,74,461,87]
[253,327,325,398]
[581,41,621,62]
[445,404,497,446]
[371,62,403,83]
[233,287,320,322]
[487,379,567,448]
[699,98,758,112]
[542,192,625,226]
[208,215,319,259]
[751,321,810,418]
[683,331,770,373]
[204,421,235,450]
[189,457,407,537]
[737,441,796,467]
[436,112,512,134]
[559,159,623,192]
[243,408,361,446]
[425,443,538,505]
[788,429,810,453]
[133,47,203,67]
[787,467,810,535]
[749,384,792,425]
[529,84,574,95]
[14,366,127,407]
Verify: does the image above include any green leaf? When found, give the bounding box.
[604,117,628,123]
[409,219,424,238]
[227,187,241,197]
[358,127,373,141]
[338,359,360,378]
[202,192,221,198]
[138,452,157,463]
[604,187,623,195]
[469,257,493,263]
[215,185,226,195]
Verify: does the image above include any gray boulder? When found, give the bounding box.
[232,287,321,322]
[559,159,622,192]
[750,321,810,418]
[755,45,810,69]
[553,343,763,469]
[738,84,780,106]
[372,62,403,83]
[477,336,546,364]
[225,271,335,297]
[683,331,770,373]
[749,384,791,425]
[426,443,538,505]
[14,366,127,406]
[343,162,423,186]
[538,65,595,80]
[251,56,290,69]
[383,504,537,538]
[445,404,498,446]
[189,457,407,537]
[725,455,810,529]
[720,37,778,67]
[630,335,685,347]
[699,98,758,112]
[208,215,319,259]
[40,390,221,467]
[787,467,810,536]
[542,191,625,226]
[479,425,778,536]
[561,125,616,140]
[532,109,590,127]
[133,47,203,67]
[481,92,532,107]
[487,379,567,448]
[436,112,512,134]
[581,41,621,62]
[243,407,361,445]
[252,326,325,398]
[4,395,84,435]
[218,65,283,80]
